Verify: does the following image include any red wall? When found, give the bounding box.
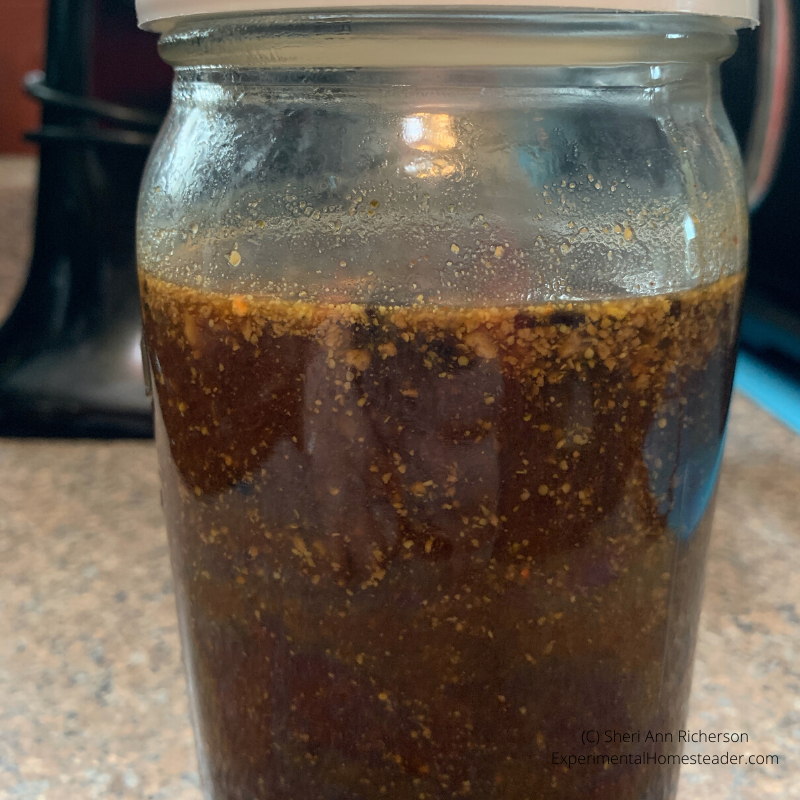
[0,0,48,153]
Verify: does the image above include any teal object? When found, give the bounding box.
[734,351,800,435]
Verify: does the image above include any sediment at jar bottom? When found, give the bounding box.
[142,271,743,800]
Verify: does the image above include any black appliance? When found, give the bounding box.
[0,0,170,437]
[723,0,800,382]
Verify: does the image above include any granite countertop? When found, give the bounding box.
[1,157,798,800]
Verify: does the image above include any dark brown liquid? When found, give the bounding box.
[141,273,742,800]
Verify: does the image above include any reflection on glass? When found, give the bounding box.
[402,113,459,178]
[401,113,458,151]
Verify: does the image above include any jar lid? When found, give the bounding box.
[137,0,759,32]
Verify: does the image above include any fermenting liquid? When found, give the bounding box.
[141,271,742,800]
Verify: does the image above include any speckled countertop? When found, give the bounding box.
[0,157,798,800]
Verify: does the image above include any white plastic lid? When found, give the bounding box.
[137,0,759,31]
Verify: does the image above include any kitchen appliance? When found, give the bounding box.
[0,0,171,437]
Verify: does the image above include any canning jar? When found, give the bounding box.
[137,2,755,798]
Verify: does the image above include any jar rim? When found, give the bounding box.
[155,11,739,69]
[137,1,758,33]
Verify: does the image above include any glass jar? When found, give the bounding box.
[138,8,750,799]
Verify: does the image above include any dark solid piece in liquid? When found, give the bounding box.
[141,272,742,800]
